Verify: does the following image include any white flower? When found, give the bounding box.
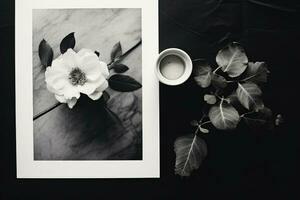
[45,48,109,108]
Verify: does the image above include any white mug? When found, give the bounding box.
[156,48,193,86]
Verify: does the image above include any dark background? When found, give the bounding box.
[2,0,299,199]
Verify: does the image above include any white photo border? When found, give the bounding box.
[15,0,159,178]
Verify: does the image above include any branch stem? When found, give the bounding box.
[240,111,256,118]
[240,74,257,82]
[200,120,211,126]
[213,65,222,74]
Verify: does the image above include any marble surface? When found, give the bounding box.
[33,9,142,160]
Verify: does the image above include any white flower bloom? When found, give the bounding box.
[45,48,109,108]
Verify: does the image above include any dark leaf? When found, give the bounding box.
[60,32,75,54]
[199,126,209,133]
[227,92,239,105]
[216,42,248,77]
[190,120,199,127]
[193,60,212,88]
[95,51,100,57]
[243,62,269,83]
[174,134,207,177]
[209,99,240,130]
[108,74,142,92]
[111,42,122,62]
[204,94,217,105]
[38,39,53,67]
[236,82,264,111]
[211,73,227,89]
[112,63,129,73]
[242,107,273,128]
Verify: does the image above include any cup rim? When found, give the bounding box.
[156,48,192,86]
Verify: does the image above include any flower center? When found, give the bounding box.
[68,67,87,86]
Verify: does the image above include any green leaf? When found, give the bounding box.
[236,82,264,111]
[112,63,129,73]
[108,74,142,92]
[199,126,209,133]
[243,62,269,83]
[242,107,273,128]
[211,73,227,89]
[204,94,217,105]
[193,61,212,88]
[216,42,248,77]
[38,39,53,67]
[111,42,122,62]
[209,99,240,130]
[174,134,207,177]
[60,32,76,54]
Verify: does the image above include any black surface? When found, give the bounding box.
[2,0,300,199]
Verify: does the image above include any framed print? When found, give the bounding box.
[15,0,159,178]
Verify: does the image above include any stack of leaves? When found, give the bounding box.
[174,42,274,177]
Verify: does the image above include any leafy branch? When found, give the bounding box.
[35,33,142,120]
[175,42,280,177]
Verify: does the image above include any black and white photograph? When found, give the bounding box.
[33,8,142,160]
[5,0,298,198]
[15,0,159,178]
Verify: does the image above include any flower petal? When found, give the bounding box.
[87,81,108,100]
[77,48,94,57]
[50,55,66,70]
[62,49,79,69]
[46,84,64,95]
[96,79,109,93]
[88,90,103,100]
[99,61,109,79]
[77,76,106,95]
[67,97,77,109]
[63,84,81,100]
[55,94,67,103]
[79,55,102,81]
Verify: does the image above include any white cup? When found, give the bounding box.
[156,48,193,86]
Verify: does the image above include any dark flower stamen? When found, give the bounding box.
[68,67,86,86]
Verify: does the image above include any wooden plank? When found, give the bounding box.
[34,46,142,160]
[33,9,141,116]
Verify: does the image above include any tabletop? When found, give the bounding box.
[2,0,300,199]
